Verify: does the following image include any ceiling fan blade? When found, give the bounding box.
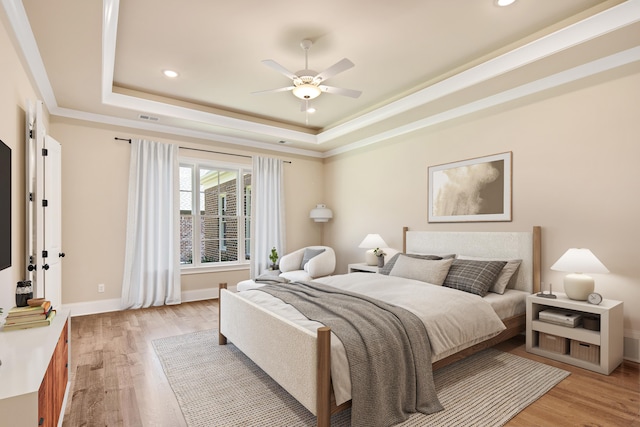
[261,60,298,80]
[319,85,362,98]
[251,86,295,95]
[313,58,354,83]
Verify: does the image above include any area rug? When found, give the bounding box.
[152,330,569,427]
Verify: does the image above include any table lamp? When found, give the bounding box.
[550,248,609,300]
[358,234,388,266]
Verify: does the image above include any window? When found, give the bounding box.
[179,160,251,268]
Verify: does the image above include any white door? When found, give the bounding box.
[43,135,62,308]
[25,101,35,285]
[26,101,45,297]
[26,101,63,308]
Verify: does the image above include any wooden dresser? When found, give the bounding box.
[0,308,71,426]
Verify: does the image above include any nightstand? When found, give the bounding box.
[526,293,623,374]
[347,263,379,273]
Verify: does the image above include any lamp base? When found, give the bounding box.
[563,273,594,301]
[364,250,377,266]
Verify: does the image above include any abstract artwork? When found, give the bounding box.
[428,152,512,223]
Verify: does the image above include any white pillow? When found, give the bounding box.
[389,256,453,285]
[457,255,521,294]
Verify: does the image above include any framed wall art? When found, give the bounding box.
[428,152,512,223]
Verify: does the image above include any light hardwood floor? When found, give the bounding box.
[62,300,639,427]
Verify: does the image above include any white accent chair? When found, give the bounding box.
[278,246,336,282]
[236,246,336,292]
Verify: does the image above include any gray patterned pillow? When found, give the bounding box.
[443,259,507,296]
[457,255,522,294]
[379,253,443,275]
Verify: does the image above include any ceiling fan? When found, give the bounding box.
[253,39,362,110]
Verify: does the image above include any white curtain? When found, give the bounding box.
[121,139,181,309]
[251,156,285,278]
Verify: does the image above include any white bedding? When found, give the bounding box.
[484,288,528,319]
[239,272,507,405]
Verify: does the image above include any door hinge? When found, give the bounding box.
[42,148,48,156]
[42,199,48,207]
[42,250,48,258]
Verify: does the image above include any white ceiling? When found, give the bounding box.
[4,0,640,157]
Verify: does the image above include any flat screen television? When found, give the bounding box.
[0,139,11,271]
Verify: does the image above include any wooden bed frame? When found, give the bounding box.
[218,226,541,427]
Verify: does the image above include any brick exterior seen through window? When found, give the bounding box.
[180,170,251,265]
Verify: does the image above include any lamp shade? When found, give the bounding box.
[551,248,609,300]
[358,234,388,249]
[309,204,333,222]
[550,248,609,274]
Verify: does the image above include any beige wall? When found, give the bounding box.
[0,17,48,313]
[323,70,640,334]
[49,118,324,306]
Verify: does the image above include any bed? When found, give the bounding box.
[218,226,541,427]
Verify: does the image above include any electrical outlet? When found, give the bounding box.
[98,283,105,293]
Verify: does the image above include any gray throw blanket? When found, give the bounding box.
[256,281,443,427]
[254,273,290,284]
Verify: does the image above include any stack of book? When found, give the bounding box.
[3,300,56,331]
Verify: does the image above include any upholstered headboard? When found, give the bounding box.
[402,226,541,293]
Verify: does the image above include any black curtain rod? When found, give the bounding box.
[114,137,291,163]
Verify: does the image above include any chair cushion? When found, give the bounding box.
[300,248,326,269]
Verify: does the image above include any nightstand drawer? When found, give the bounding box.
[570,340,600,364]
[539,332,569,354]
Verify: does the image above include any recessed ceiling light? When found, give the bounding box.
[306,107,316,113]
[163,69,178,78]
[495,0,516,6]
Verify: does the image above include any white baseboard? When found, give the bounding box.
[61,285,236,318]
[59,296,640,364]
[624,329,640,363]
[62,297,122,317]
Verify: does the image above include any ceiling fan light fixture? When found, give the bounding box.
[293,84,321,100]
[162,69,179,78]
